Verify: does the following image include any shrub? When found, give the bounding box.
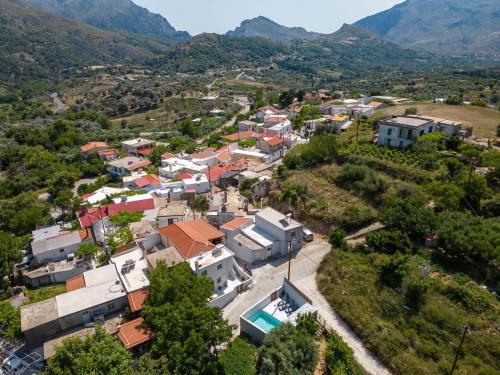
[0,301,21,340]
[380,252,410,288]
[324,332,360,375]
[219,338,257,375]
[365,230,412,254]
[329,228,347,250]
[338,205,376,231]
[296,312,319,336]
[76,243,98,258]
[443,282,494,313]
[405,277,430,308]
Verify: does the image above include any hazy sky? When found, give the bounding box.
[134,0,402,35]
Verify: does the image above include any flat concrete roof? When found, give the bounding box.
[157,201,188,217]
[383,116,432,128]
[110,248,149,293]
[20,298,59,332]
[83,264,119,287]
[256,207,302,230]
[146,247,184,268]
[234,234,263,251]
[188,246,233,270]
[242,224,276,248]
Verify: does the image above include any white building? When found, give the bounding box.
[240,280,317,343]
[121,138,156,156]
[377,116,436,148]
[106,157,151,178]
[31,226,83,265]
[222,207,303,265]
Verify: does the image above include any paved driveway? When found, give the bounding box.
[223,236,391,375]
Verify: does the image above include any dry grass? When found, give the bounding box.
[382,103,500,138]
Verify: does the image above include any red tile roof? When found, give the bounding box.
[161,152,176,159]
[134,174,160,188]
[117,318,154,349]
[206,165,230,183]
[191,150,215,159]
[177,172,193,180]
[137,149,152,156]
[80,142,108,153]
[368,101,384,107]
[97,149,117,156]
[259,105,278,113]
[224,131,263,141]
[159,220,224,259]
[126,159,151,171]
[66,275,85,292]
[266,137,284,146]
[77,199,155,228]
[127,288,150,312]
[221,217,252,230]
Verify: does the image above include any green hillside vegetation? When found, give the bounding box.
[22,0,190,42]
[0,0,169,90]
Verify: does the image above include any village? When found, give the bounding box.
[0,87,493,375]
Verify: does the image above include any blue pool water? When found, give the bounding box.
[249,310,281,333]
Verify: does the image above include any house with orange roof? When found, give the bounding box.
[132,174,161,191]
[256,136,284,162]
[80,142,108,155]
[160,220,252,307]
[106,156,152,178]
[121,138,156,156]
[97,149,118,161]
[117,317,154,350]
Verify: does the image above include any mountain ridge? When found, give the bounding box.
[21,0,190,43]
[355,0,500,59]
[227,16,323,43]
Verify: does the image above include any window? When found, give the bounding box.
[419,129,425,136]
[429,126,433,133]
[107,303,115,311]
[387,128,392,136]
[238,242,241,247]
[407,130,413,140]
[167,218,174,225]
[217,264,223,270]
[398,128,403,137]
[217,277,221,283]
[291,232,295,238]
[267,248,271,252]
[59,249,65,253]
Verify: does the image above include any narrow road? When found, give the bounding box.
[223,236,391,375]
[50,92,65,112]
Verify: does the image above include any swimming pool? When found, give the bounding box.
[249,310,282,333]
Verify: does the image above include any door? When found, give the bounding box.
[81,311,91,325]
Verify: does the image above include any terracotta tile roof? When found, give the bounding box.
[66,275,85,292]
[80,142,108,153]
[329,115,348,121]
[266,137,284,146]
[206,165,230,183]
[134,174,160,188]
[126,159,151,171]
[259,105,278,113]
[221,217,252,230]
[77,199,155,228]
[191,150,215,159]
[137,149,152,156]
[127,288,150,312]
[177,172,192,180]
[159,220,224,259]
[161,152,176,159]
[217,149,232,163]
[117,317,154,349]
[224,131,262,141]
[368,101,384,107]
[97,149,117,156]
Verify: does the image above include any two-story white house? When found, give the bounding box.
[377,116,435,148]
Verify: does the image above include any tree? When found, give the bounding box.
[0,301,21,340]
[296,312,319,336]
[0,232,23,282]
[279,90,295,108]
[0,192,50,235]
[426,181,464,211]
[46,325,132,375]
[329,228,347,251]
[76,243,99,258]
[380,252,410,288]
[219,338,257,375]
[143,263,233,374]
[257,323,318,375]
[148,145,169,166]
[324,332,358,375]
[365,230,412,254]
[193,194,209,214]
[380,197,436,239]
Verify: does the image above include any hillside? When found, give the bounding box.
[154,33,287,73]
[227,16,322,43]
[282,24,447,78]
[0,0,169,88]
[22,0,190,42]
[355,0,500,59]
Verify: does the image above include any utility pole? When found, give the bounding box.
[450,326,469,375]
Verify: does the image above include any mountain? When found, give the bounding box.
[285,24,447,78]
[22,0,190,43]
[227,16,323,43]
[355,0,500,59]
[155,33,287,73]
[0,0,169,86]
